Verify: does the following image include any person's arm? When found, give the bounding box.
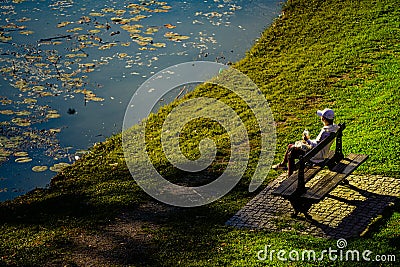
[305,129,329,147]
[306,138,318,148]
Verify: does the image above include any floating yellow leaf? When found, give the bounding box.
[144,27,159,35]
[152,9,169,13]
[32,166,48,172]
[120,24,142,33]
[14,151,28,157]
[78,35,88,41]
[133,40,148,46]
[0,110,14,115]
[34,63,49,67]
[164,23,176,29]
[23,98,37,104]
[88,29,101,34]
[47,55,59,62]
[46,113,61,119]
[0,67,13,73]
[15,111,31,116]
[32,85,45,91]
[87,96,104,102]
[0,35,12,42]
[127,3,141,9]
[102,8,115,13]
[49,128,61,133]
[0,148,11,157]
[114,9,126,16]
[77,16,91,23]
[152,42,166,48]
[15,157,32,163]
[164,32,190,42]
[98,43,117,50]
[17,17,31,22]
[130,15,147,21]
[89,12,105,17]
[118,53,128,58]
[25,55,42,61]
[49,162,70,172]
[129,10,140,15]
[111,17,123,22]
[40,92,53,97]
[11,118,31,127]
[19,31,34,35]
[79,63,96,68]
[67,27,83,32]
[57,21,72,28]
[121,42,131,47]
[0,99,12,105]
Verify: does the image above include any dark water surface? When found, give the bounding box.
[0,0,281,201]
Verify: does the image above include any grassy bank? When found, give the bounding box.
[1,0,399,266]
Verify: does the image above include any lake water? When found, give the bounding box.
[0,0,281,201]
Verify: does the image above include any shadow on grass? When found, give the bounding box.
[0,175,254,266]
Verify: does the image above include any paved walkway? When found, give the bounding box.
[226,173,400,239]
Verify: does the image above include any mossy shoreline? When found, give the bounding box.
[1,0,399,266]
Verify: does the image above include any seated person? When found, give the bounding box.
[272,108,339,177]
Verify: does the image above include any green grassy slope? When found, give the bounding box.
[0,0,399,266]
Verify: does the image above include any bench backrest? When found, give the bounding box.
[295,122,345,193]
[294,122,345,169]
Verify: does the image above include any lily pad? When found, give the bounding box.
[32,166,48,172]
[49,162,71,172]
[11,118,31,127]
[46,113,61,119]
[0,110,14,115]
[120,24,142,33]
[164,32,190,42]
[17,17,31,22]
[111,17,124,22]
[118,53,128,58]
[102,8,115,13]
[0,148,11,157]
[23,98,37,104]
[19,30,34,35]
[114,10,126,16]
[49,128,61,133]
[89,12,105,17]
[15,157,32,163]
[14,151,28,157]
[67,27,83,32]
[152,42,166,48]
[88,29,101,34]
[57,21,73,28]
[15,111,31,116]
[164,23,176,29]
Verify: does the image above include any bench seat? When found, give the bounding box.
[272,150,335,197]
[301,153,369,200]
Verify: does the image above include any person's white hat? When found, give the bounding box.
[317,108,335,120]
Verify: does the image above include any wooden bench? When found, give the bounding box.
[272,123,369,218]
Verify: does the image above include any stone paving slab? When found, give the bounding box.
[226,173,400,239]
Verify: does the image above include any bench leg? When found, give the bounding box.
[341,179,350,186]
[288,198,313,219]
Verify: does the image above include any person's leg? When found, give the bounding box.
[282,144,294,165]
[287,147,305,177]
[272,144,293,170]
